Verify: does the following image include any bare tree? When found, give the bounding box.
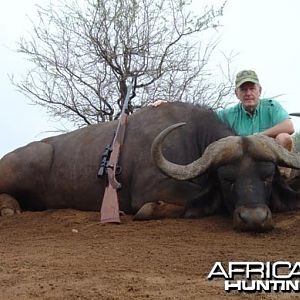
[11,0,233,126]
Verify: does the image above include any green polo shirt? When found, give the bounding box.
[217,98,289,136]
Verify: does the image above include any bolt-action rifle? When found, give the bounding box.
[98,77,136,223]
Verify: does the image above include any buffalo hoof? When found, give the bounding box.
[133,201,184,220]
[0,194,21,217]
[233,205,273,232]
[1,208,15,216]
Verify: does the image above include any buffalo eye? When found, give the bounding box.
[258,162,275,184]
[222,178,235,190]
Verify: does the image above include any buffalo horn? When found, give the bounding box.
[151,123,243,180]
[247,134,300,169]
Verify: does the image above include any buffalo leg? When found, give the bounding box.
[0,193,21,216]
[0,142,53,212]
[133,201,185,220]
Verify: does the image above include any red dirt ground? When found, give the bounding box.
[1,209,300,299]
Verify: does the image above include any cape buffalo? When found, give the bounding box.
[1,102,300,231]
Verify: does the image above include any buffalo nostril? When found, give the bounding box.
[234,206,273,231]
[239,207,269,225]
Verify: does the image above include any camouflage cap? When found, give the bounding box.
[235,70,260,88]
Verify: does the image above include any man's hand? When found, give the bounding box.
[149,100,168,107]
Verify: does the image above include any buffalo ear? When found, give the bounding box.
[270,169,300,211]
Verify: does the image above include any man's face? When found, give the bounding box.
[235,82,262,112]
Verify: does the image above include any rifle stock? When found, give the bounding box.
[101,184,121,223]
[100,78,135,224]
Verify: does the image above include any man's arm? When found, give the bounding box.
[260,119,294,138]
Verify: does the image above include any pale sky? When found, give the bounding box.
[1,0,300,157]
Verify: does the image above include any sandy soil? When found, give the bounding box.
[1,209,300,299]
